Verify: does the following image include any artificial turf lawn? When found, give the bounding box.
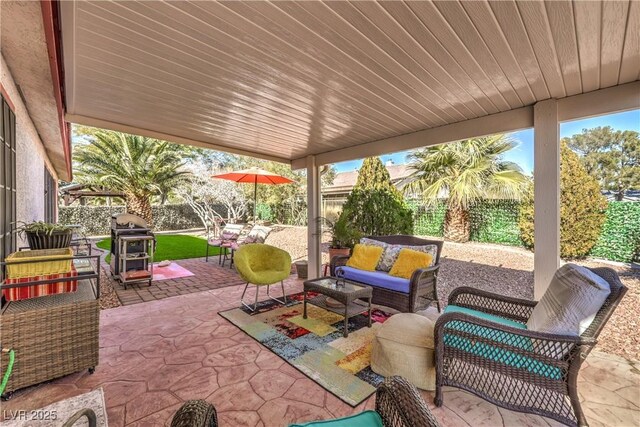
[97,234,221,263]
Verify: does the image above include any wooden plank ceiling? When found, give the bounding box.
[60,0,640,163]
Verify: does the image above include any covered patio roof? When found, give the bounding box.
[60,1,640,167]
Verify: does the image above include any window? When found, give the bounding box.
[44,167,56,223]
[1,94,16,264]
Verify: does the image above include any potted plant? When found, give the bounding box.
[17,221,73,250]
[325,214,360,261]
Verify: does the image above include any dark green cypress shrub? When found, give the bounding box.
[519,143,607,258]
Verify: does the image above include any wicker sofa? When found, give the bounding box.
[434,267,627,427]
[330,235,443,313]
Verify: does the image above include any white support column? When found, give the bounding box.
[533,99,560,300]
[306,155,322,279]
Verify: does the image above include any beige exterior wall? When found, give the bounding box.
[1,54,58,242]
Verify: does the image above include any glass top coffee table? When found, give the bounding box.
[303,276,373,337]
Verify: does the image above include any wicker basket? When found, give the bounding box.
[5,248,74,278]
[1,280,99,395]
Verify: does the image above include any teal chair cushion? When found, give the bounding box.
[443,305,562,380]
[289,411,383,427]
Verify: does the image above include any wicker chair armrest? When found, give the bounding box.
[435,312,594,366]
[447,286,537,323]
[171,400,218,427]
[375,376,441,427]
[329,255,350,275]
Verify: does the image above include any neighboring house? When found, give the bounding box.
[1,2,72,257]
[323,163,412,202]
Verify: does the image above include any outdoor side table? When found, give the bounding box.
[303,277,373,338]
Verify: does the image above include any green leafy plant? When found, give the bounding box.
[16,221,73,239]
[339,157,414,238]
[519,142,607,258]
[318,214,361,249]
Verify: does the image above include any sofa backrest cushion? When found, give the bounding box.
[346,244,384,272]
[527,263,610,336]
[388,249,433,279]
[378,244,438,271]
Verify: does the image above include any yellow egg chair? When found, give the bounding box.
[234,243,292,311]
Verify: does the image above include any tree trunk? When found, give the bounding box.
[444,206,470,243]
[125,193,153,227]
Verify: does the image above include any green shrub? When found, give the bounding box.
[590,202,640,262]
[519,143,607,258]
[339,158,414,238]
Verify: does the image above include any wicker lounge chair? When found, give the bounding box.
[331,235,443,313]
[171,376,439,427]
[434,267,627,427]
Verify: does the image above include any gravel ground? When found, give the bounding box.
[266,226,640,361]
[98,267,121,310]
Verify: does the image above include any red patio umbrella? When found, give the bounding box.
[212,167,294,224]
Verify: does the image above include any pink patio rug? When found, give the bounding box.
[152,262,195,281]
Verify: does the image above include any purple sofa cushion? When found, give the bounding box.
[336,266,410,294]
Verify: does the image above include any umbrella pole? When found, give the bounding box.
[253,176,258,225]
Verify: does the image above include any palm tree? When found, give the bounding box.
[74,131,189,225]
[402,135,527,242]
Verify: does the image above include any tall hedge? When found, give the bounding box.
[470,200,523,246]
[590,202,640,262]
[59,204,226,235]
[519,143,607,258]
[411,199,446,237]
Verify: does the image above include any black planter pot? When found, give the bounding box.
[26,231,72,250]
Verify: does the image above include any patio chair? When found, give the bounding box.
[205,223,244,265]
[225,225,273,268]
[434,266,627,427]
[235,243,291,312]
[170,377,439,427]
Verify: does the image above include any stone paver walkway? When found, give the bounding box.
[94,240,246,306]
[111,257,245,306]
[3,279,638,426]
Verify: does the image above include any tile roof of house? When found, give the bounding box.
[323,164,412,195]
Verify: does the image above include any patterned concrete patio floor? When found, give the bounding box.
[3,279,639,427]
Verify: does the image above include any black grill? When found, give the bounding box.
[109,213,154,277]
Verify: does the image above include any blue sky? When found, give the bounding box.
[334,109,640,174]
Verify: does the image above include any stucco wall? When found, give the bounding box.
[1,54,58,243]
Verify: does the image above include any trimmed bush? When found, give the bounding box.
[339,158,414,239]
[519,143,607,258]
[590,202,640,262]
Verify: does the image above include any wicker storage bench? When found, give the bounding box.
[0,278,99,398]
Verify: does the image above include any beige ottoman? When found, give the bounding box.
[371,313,436,390]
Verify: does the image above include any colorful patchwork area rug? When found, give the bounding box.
[219,292,392,406]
